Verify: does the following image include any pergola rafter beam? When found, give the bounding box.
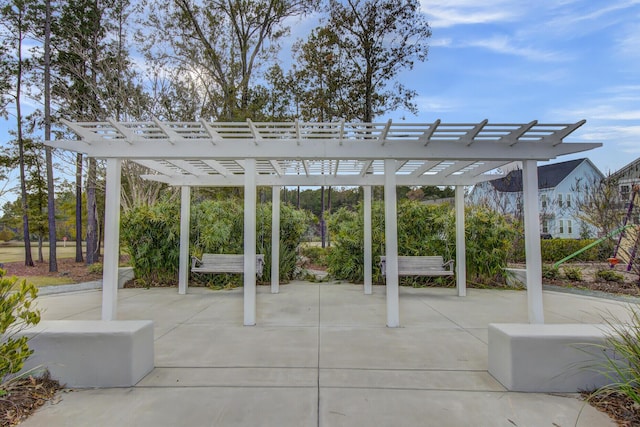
[202,160,231,177]
[461,119,488,146]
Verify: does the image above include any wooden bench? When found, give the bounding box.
[191,253,265,278]
[380,255,454,277]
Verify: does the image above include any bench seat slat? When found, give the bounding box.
[191,254,265,277]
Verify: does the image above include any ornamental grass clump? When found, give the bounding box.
[586,306,640,421]
[0,269,41,385]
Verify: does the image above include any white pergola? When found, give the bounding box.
[50,119,601,327]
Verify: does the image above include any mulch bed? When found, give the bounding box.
[0,258,103,284]
[0,373,61,427]
[582,391,640,426]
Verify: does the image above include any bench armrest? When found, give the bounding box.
[191,256,202,269]
[256,255,265,278]
[443,259,454,271]
[379,256,387,276]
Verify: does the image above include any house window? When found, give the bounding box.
[542,219,549,233]
[567,220,573,234]
[621,185,630,200]
[559,219,564,234]
[541,194,548,209]
[566,194,571,208]
[557,193,563,208]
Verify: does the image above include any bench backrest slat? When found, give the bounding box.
[379,255,453,276]
[192,254,265,277]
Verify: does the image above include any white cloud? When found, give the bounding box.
[463,35,566,62]
[415,95,459,113]
[420,1,520,28]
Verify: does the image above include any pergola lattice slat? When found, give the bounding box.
[55,120,599,188]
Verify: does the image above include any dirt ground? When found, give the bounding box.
[1,258,104,285]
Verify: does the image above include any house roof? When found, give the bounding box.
[49,119,601,187]
[610,157,640,182]
[489,158,589,192]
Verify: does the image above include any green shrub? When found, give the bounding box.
[88,262,103,274]
[326,201,516,286]
[121,201,181,285]
[0,230,15,242]
[595,269,624,283]
[0,269,41,383]
[562,266,583,281]
[300,245,329,267]
[509,238,610,264]
[122,199,312,287]
[542,265,560,279]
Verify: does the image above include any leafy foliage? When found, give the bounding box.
[510,238,608,263]
[541,265,560,280]
[121,200,181,285]
[121,198,312,287]
[562,266,583,281]
[0,269,40,383]
[327,200,516,286]
[595,269,625,283]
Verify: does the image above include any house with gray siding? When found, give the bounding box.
[469,158,603,238]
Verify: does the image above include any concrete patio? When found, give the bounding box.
[22,282,634,426]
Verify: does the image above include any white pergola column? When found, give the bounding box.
[271,186,281,294]
[523,160,544,324]
[363,186,373,295]
[178,186,191,295]
[384,159,400,327]
[101,158,122,321]
[455,185,467,297]
[244,159,257,326]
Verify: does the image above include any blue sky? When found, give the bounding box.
[2,0,638,207]
[390,0,639,174]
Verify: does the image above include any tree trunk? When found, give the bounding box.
[16,9,33,267]
[75,153,84,263]
[320,185,325,248]
[86,157,98,264]
[38,235,44,263]
[45,0,57,272]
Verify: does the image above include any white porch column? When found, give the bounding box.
[455,185,467,297]
[244,159,257,326]
[178,186,191,295]
[271,186,281,294]
[523,160,544,324]
[363,186,373,295]
[102,158,122,321]
[384,159,400,327]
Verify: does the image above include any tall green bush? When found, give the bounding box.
[327,201,516,286]
[122,198,312,286]
[121,201,181,285]
[464,205,516,285]
[1,270,41,383]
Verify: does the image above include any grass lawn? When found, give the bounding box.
[21,276,76,287]
[0,241,82,263]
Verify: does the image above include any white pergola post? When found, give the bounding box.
[455,185,467,297]
[523,160,544,324]
[178,186,191,295]
[101,158,122,321]
[271,186,281,294]
[363,186,373,295]
[384,159,400,327]
[244,159,257,326]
